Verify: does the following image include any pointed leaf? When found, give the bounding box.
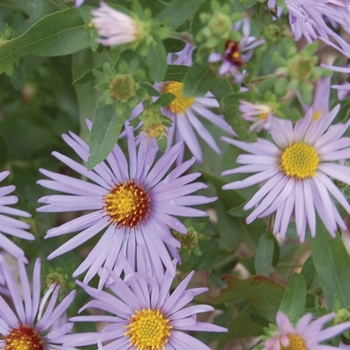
[255,234,274,276]
[87,105,127,170]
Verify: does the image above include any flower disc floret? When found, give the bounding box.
[163,82,194,114]
[4,326,45,350]
[281,334,306,350]
[104,180,150,228]
[125,308,172,349]
[280,142,319,179]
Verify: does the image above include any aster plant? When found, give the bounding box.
[3,0,350,348]
[65,264,227,350]
[37,124,216,287]
[0,256,76,350]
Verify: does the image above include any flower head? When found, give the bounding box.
[264,311,350,350]
[239,100,277,132]
[37,125,216,287]
[0,170,33,262]
[208,18,264,80]
[91,3,142,47]
[0,256,76,350]
[161,80,234,163]
[65,264,227,350]
[222,105,350,242]
[75,0,84,6]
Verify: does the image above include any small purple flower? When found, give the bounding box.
[264,311,350,350]
[65,264,227,350]
[91,2,139,47]
[37,124,216,288]
[0,170,33,262]
[208,18,264,80]
[0,256,76,350]
[75,0,84,6]
[239,100,277,132]
[221,105,350,242]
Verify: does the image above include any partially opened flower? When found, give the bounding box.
[0,256,76,350]
[91,3,141,47]
[221,105,350,242]
[208,17,264,80]
[264,311,350,350]
[37,125,216,287]
[65,265,227,350]
[0,170,33,262]
[239,100,277,132]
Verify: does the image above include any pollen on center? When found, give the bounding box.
[163,81,194,115]
[104,180,150,228]
[280,142,319,179]
[281,334,306,350]
[4,325,45,350]
[125,308,172,349]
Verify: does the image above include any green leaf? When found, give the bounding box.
[300,255,316,289]
[310,221,350,309]
[144,40,167,82]
[279,273,306,323]
[254,234,274,276]
[208,275,285,322]
[182,63,216,97]
[0,132,8,168]
[0,7,91,74]
[164,65,189,82]
[157,0,204,29]
[87,105,127,170]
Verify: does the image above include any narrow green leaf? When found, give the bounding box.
[182,63,216,97]
[310,221,350,309]
[280,273,306,323]
[300,255,316,289]
[87,105,127,170]
[144,40,167,82]
[255,234,274,276]
[164,65,189,82]
[157,0,204,29]
[0,7,91,74]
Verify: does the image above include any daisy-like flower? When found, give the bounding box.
[37,125,216,287]
[321,63,350,100]
[91,3,140,47]
[75,0,84,6]
[264,311,350,350]
[161,81,234,163]
[0,170,33,263]
[208,18,264,80]
[274,0,350,57]
[239,100,277,132]
[65,264,227,350]
[221,104,350,242]
[0,255,76,350]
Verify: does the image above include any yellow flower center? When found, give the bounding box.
[104,180,150,228]
[312,110,322,121]
[4,325,45,350]
[163,82,194,114]
[280,142,319,179]
[281,334,306,350]
[259,113,269,120]
[125,308,172,349]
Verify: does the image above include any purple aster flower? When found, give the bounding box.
[65,264,227,350]
[91,2,139,47]
[321,63,350,99]
[221,104,350,242]
[208,17,264,80]
[37,124,216,288]
[0,255,76,350]
[239,100,278,132]
[264,311,350,350]
[161,81,235,164]
[75,0,84,6]
[280,0,350,56]
[0,170,33,263]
